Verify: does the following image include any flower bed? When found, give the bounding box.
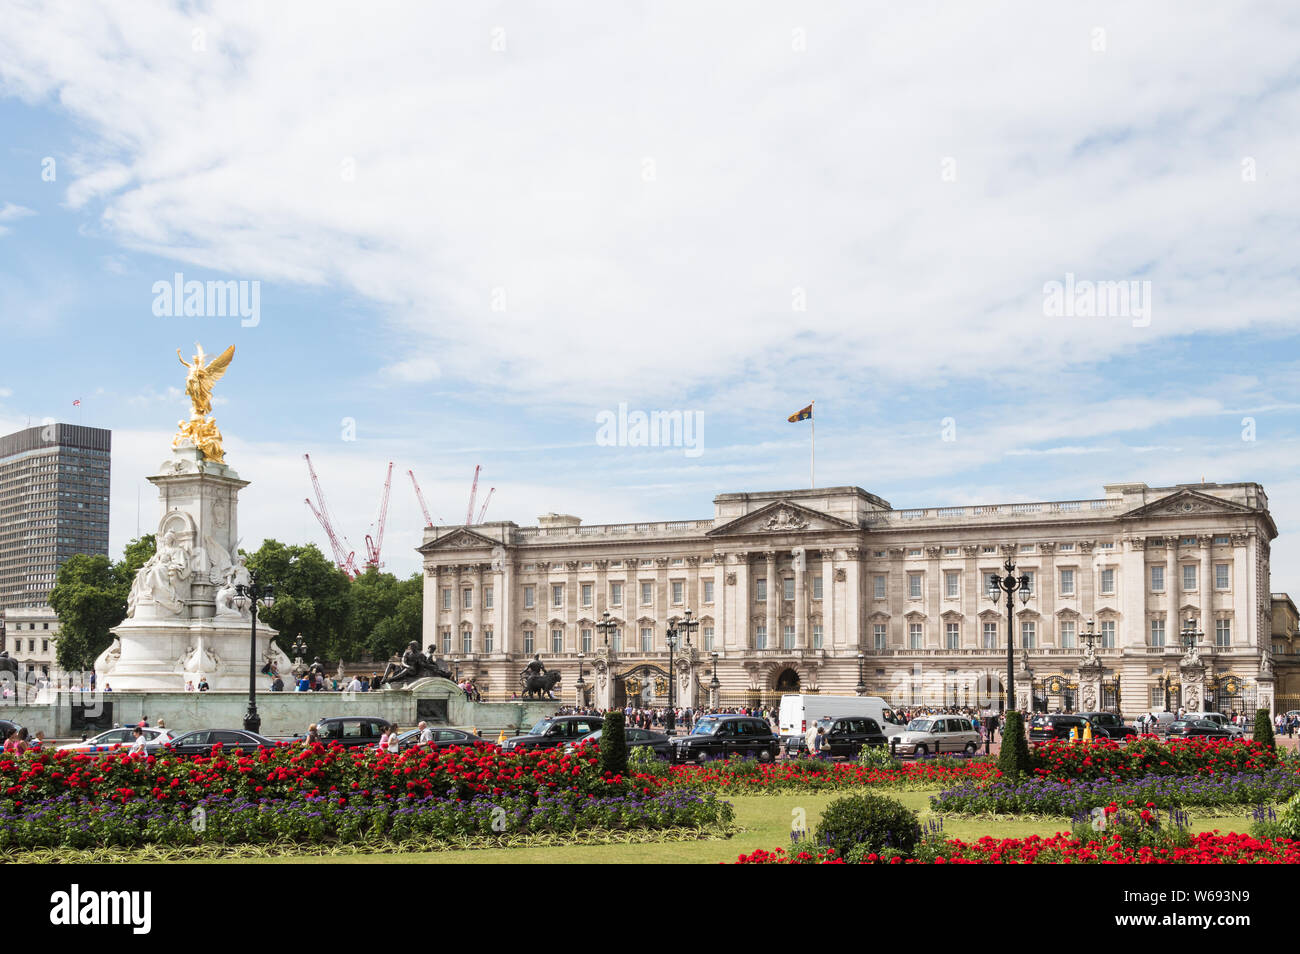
[636,759,995,793]
[1027,738,1279,782]
[0,788,732,851]
[734,831,1300,864]
[930,769,1300,815]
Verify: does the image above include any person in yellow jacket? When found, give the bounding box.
[496,728,508,745]
[1082,720,1093,743]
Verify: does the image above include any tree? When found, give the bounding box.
[1253,708,1276,751]
[997,710,1033,778]
[243,540,354,663]
[599,710,629,778]
[49,535,156,672]
[352,569,423,661]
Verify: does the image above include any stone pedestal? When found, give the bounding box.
[1013,654,1035,712]
[1180,658,1207,713]
[592,646,617,710]
[1077,660,1104,714]
[95,446,290,691]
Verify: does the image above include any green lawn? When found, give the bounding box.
[228,789,1263,865]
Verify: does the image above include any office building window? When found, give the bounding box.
[1061,620,1076,649]
[909,623,922,650]
[945,622,959,650]
[874,624,887,651]
[1059,569,1074,596]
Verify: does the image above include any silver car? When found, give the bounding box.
[891,716,981,758]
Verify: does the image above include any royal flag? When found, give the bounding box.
[787,403,813,423]
[72,399,81,407]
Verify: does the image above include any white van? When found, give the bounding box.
[778,694,908,750]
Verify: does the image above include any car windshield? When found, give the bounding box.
[529,720,553,735]
[691,721,719,736]
[907,719,934,732]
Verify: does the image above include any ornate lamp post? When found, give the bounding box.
[665,610,698,735]
[709,651,720,710]
[1161,671,1174,713]
[290,637,308,681]
[1180,618,1204,657]
[233,575,275,734]
[855,652,866,696]
[596,611,619,650]
[987,557,1032,713]
[576,651,586,708]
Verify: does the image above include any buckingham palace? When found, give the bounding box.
[418,481,1283,718]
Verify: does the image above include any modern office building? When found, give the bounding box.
[419,481,1278,716]
[0,423,111,621]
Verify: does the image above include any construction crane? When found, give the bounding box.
[465,464,481,525]
[362,461,393,571]
[476,487,495,524]
[303,453,357,578]
[408,469,439,527]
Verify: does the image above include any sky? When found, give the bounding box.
[0,1,1297,584]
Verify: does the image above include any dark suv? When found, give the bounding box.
[316,716,394,748]
[669,715,779,763]
[784,717,887,760]
[500,715,605,752]
[1027,713,1090,744]
[1078,712,1137,740]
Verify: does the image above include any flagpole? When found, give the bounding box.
[810,401,815,488]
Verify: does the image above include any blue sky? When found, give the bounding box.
[0,2,1297,583]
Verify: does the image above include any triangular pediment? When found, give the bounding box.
[416,527,500,553]
[706,499,858,537]
[1121,488,1254,520]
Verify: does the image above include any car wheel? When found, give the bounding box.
[758,747,774,763]
[914,744,928,758]
[694,750,710,764]
[963,742,977,755]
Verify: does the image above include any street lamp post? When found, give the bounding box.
[233,575,275,734]
[855,652,866,696]
[596,611,618,650]
[665,609,698,735]
[290,637,308,681]
[575,652,586,709]
[709,651,720,710]
[987,556,1032,714]
[665,624,678,734]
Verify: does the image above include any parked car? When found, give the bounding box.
[0,719,24,740]
[669,715,779,763]
[59,726,174,752]
[1027,713,1091,744]
[395,727,485,751]
[316,716,395,748]
[1182,712,1245,737]
[892,716,982,757]
[146,729,278,756]
[1166,719,1235,739]
[500,715,605,752]
[784,716,888,759]
[1077,712,1138,740]
[567,727,672,759]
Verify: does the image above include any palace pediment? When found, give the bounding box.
[416,527,501,553]
[1120,488,1255,521]
[706,499,858,538]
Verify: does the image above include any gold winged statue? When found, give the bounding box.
[173,343,235,463]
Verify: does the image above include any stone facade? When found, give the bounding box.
[418,481,1277,718]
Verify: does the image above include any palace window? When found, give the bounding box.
[944,572,958,598]
[610,582,623,606]
[874,624,887,651]
[442,629,452,654]
[908,574,922,599]
[581,583,592,607]
[945,622,959,650]
[672,581,684,604]
[483,629,494,653]
[1101,620,1115,648]
[1150,619,1165,647]
[462,629,473,654]
[462,588,473,610]
[641,582,653,605]
[1215,619,1231,647]
[641,627,653,652]
[552,584,564,608]
[983,622,997,650]
[1061,620,1076,649]
[1151,565,1164,592]
[1215,564,1230,589]
[704,580,715,603]
[1100,569,1115,594]
[581,629,593,653]
[703,626,714,651]
[1020,621,1036,649]
[756,579,767,602]
[783,625,795,650]
[909,623,922,650]
[441,588,452,610]
[944,547,958,556]
[1213,536,1229,545]
[813,576,823,600]
[813,624,823,649]
[874,575,886,600]
[483,586,493,609]
[755,626,767,650]
[552,629,564,654]
[783,578,795,601]
[523,585,535,609]
[1059,543,1075,552]
[1059,569,1074,596]
[1182,565,1197,591]
[908,548,922,557]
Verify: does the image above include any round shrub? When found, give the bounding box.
[815,792,921,860]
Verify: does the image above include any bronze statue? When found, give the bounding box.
[380,641,452,686]
[520,662,562,700]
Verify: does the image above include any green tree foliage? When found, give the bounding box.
[1253,708,1276,751]
[50,535,156,671]
[997,710,1033,778]
[243,540,354,662]
[351,569,424,661]
[599,710,629,778]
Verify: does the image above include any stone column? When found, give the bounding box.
[926,546,943,648]
[566,561,581,653]
[764,550,778,650]
[1198,535,1213,647]
[496,552,511,657]
[820,549,836,648]
[729,551,749,650]
[793,547,807,649]
[471,564,484,654]
[1166,541,1178,643]
[843,548,861,650]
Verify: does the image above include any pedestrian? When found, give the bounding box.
[418,721,434,744]
[304,723,321,746]
[387,726,401,754]
[378,724,392,751]
[127,727,147,756]
[813,725,830,761]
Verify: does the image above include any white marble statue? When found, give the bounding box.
[126,530,193,617]
[213,554,252,620]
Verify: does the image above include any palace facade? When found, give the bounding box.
[418,481,1281,717]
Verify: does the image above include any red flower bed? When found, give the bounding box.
[734,831,1300,864]
[1029,737,1279,783]
[0,742,637,803]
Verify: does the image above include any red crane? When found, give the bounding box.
[465,464,481,525]
[303,453,357,578]
[408,469,438,527]
[476,487,495,524]
[363,461,393,571]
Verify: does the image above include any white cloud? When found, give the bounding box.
[0,202,35,235]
